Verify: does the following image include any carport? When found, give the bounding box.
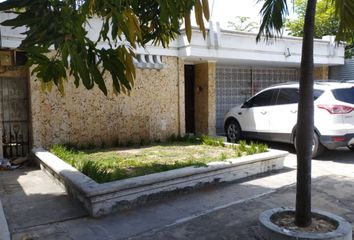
[179,25,345,136]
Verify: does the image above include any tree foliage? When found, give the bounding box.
[286,0,338,37]
[256,0,289,42]
[0,0,210,95]
[228,16,258,32]
[286,0,354,58]
[257,0,354,42]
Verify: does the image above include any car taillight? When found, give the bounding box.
[332,136,346,142]
[317,104,354,114]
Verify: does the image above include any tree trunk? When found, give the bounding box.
[295,0,317,227]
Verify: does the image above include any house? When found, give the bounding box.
[0,13,344,158]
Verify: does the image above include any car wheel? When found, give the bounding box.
[347,145,354,151]
[294,133,325,158]
[226,120,242,143]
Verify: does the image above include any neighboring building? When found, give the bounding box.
[0,14,345,158]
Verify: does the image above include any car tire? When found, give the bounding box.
[225,119,242,143]
[294,132,325,158]
[347,145,354,151]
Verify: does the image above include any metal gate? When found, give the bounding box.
[329,59,354,81]
[0,76,30,158]
[216,65,299,134]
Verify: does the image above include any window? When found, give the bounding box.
[275,88,324,105]
[332,88,354,104]
[314,90,324,100]
[276,88,298,105]
[246,89,277,107]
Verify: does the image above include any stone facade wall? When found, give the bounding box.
[30,56,183,148]
[194,62,216,136]
[314,66,329,80]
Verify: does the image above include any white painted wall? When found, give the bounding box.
[178,27,345,67]
[0,13,344,67]
[0,13,25,49]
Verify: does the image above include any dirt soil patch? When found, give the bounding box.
[271,211,338,233]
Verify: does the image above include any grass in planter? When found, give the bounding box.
[50,136,268,183]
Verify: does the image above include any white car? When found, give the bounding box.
[224,82,354,157]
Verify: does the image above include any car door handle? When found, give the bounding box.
[261,111,267,115]
[290,110,297,113]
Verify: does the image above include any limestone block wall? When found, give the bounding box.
[194,62,216,136]
[30,56,183,148]
[314,66,329,80]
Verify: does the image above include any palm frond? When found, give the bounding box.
[256,0,289,42]
[334,0,354,41]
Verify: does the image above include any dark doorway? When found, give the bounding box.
[184,65,195,134]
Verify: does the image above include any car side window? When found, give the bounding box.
[276,88,299,105]
[246,89,277,108]
[314,89,324,100]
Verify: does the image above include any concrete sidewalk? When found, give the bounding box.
[1,148,354,240]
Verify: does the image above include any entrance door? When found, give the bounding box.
[184,65,195,134]
[0,76,30,158]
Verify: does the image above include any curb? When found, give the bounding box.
[0,200,10,240]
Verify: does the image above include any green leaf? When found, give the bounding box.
[185,11,192,42]
[202,0,210,20]
[0,0,210,95]
[256,0,289,42]
[335,0,354,41]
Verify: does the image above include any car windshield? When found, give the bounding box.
[331,88,354,104]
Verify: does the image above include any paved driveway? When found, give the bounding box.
[1,146,353,240]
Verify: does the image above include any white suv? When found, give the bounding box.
[224,82,354,157]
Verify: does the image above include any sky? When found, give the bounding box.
[209,0,263,30]
[208,0,296,31]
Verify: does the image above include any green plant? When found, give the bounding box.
[257,143,268,153]
[62,142,79,152]
[81,160,109,183]
[167,134,178,142]
[112,138,120,148]
[232,141,268,156]
[200,135,224,147]
[184,135,198,143]
[125,140,134,147]
[220,153,228,161]
[100,141,107,149]
[235,140,247,155]
[247,142,258,155]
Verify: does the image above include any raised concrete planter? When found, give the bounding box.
[259,208,352,240]
[33,147,288,217]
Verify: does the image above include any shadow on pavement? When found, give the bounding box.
[252,140,354,164]
[129,175,354,240]
[0,167,88,234]
[317,148,354,164]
